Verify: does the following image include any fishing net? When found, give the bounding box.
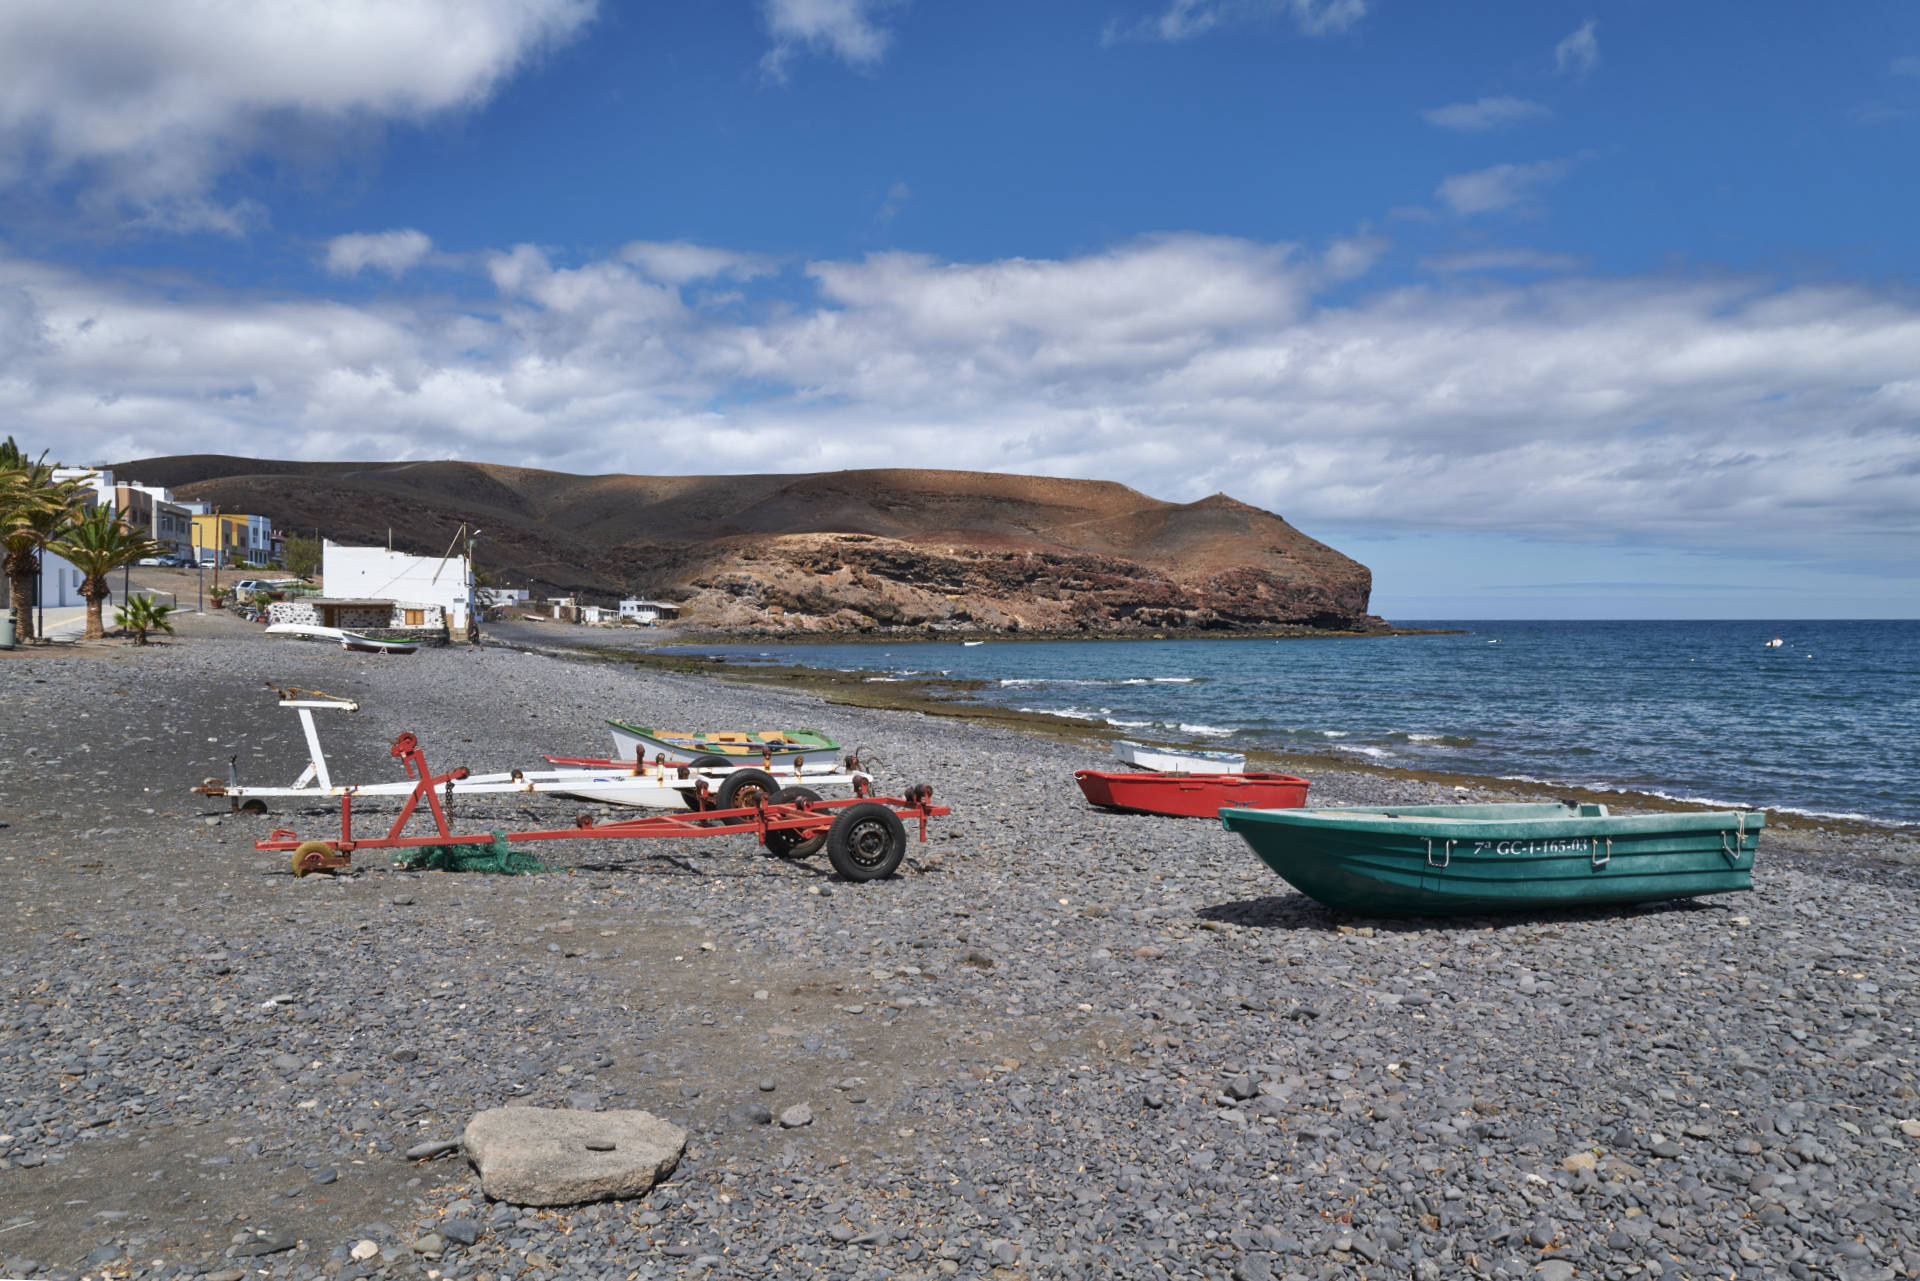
[390,830,549,875]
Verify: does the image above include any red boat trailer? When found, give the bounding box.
[256,731,949,883]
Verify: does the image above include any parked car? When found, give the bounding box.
[231,579,268,594]
[137,556,165,566]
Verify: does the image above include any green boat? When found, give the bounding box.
[606,720,840,766]
[1219,801,1760,916]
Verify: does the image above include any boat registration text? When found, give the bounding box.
[1474,839,1592,857]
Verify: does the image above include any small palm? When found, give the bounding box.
[117,595,176,645]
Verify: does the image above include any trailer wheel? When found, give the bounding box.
[290,841,335,878]
[825,802,907,882]
[764,787,825,859]
[687,753,732,769]
[716,768,780,810]
[240,798,269,815]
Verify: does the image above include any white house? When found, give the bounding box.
[619,598,680,625]
[321,540,474,636]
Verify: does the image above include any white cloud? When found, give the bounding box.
[2,237,1916,578]
[1105,0,1366,44]
[0,0,594,230]
[1555,19,1599,78]
[1437,159,1572,215]
[618,242,775,285]
[1422,96,1551,132]
[1893,56,1920,77]
[876,181,912,227]
[326,229,434,277]
[760,0,902,81]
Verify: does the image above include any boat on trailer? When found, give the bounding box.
[1075,770,1308,818]
[1111,739,1246,774]
[194,689,868,811]
[606,720,839,766]
[1220,801,1761,916]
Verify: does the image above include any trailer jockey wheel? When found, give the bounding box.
[239,798,269,815]
[825,802,907,882]
[290,841,337,878]
[764,787,825,859]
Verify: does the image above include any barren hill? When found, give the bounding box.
[115,456,1382,634]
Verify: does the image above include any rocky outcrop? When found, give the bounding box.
[669,531,1373,634]
[115,457,1383,633]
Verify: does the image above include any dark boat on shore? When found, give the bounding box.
[1220,801,1760,916]
[1075,770,1309,818]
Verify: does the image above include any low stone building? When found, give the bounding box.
[267,597,450,645]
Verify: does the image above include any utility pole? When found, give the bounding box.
[211,505,221,599]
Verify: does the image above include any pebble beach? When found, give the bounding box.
[4,615,1920,1281]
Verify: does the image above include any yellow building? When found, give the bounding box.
[191,513,271,567]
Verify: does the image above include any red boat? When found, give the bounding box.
[1074,770,1310,819]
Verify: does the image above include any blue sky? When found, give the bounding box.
[1,0,1916,619]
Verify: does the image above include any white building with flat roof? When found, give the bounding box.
[321,541,474,635]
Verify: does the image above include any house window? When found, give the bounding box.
[402,609,425,627]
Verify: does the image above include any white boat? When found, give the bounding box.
[340,631,420,655]
[962,640,985,646]
[193,693,868,810]
[266,622,346,641]
[1111,739,1246,774]
[1765,637,1784,648]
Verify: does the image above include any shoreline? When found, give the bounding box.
[559,636,1920,851]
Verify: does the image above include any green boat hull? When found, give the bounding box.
[1219,802,1760,917]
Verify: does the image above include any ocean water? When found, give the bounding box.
[687,620,1920,827]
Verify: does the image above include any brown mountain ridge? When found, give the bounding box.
[115,456,1382,634]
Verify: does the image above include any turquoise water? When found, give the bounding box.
[684,621,1920,827]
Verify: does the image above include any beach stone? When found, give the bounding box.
[405,1138,461,1161]
[780,1104,814,1128]
[462,1107,687,1206]
[232,1233,296,1257]
[350,1240,379,1260]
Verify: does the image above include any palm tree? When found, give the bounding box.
[116,594,177,645]
[1,438,89,641]
[45,508,163,640]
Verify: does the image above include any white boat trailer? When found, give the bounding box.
[194,688,871,811]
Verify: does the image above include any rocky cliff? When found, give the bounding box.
[114,457,1382,634]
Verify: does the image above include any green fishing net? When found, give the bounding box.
[390,830,550,875]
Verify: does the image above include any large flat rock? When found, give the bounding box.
[463,1108,687,1207]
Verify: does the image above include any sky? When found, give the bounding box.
[0,0,1916,619]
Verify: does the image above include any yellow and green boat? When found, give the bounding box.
[607,720,840,766]
[1220,801,1760,916]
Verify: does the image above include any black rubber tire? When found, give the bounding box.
[715,768,780,810]
[825,802,907,882]
[764,786,826,859]
[686,753,733,769]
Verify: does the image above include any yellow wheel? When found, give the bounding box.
[291,841,336,877]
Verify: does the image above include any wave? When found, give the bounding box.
[1334,744,1394,759]
[1177,723,1234,737]
[1016,706,1112,722]
[1000,675,1202,688]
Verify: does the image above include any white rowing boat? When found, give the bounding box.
[1111,739,1246,774]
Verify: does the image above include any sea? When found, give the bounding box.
[682,620,1920,828]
